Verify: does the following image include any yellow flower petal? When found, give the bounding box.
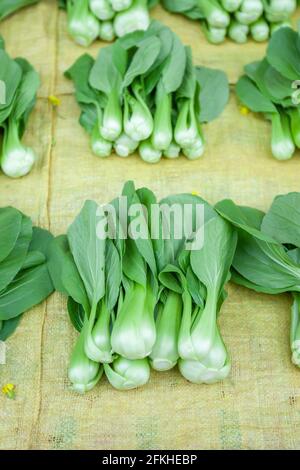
[48,95,61,107]
[2,383,16,399]
[240,106,250,116]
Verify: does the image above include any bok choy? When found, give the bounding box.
[58,0,158,46]
[0,37,40,177]
[0,207,54,344]
[48,199,123,392]
[216,193,300,369]
[236,26,300,160]
[162,0,298,44]
[66,21,229,163]
[49,182,236,392]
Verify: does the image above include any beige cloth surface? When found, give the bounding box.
[0,0,300,450]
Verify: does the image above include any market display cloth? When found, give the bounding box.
[0,0,299,450]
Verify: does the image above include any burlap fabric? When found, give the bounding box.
[0,0,299,450]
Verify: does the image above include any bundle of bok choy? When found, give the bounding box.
[0,207,54,344]
[65,21,229,163]
[58,0,158,46]
[49,181,236,392]
[162,0,298,44]
[216,192,300,369]
[0,37,40,178]
[236,26,300,160]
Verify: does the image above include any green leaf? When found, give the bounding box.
[0,316,22,341]
[0,50,22,120]
[217,199,300,293]
[48,235,90,313]
[67,201,106,306]
[0,0,39,20]
[122,37,161,89]
[267,28,300,81]
[0,214,32,292]
[58,0,66,9]
[196,66,229,123]
[11,59,40,123]
[232,231,300,293]
[288,248,300,265]
[156,193,215,272]
[65,54,104,108]
[29,227,54,258]
[186,266,206,308]
[159,264,187,294]
[245,59,293,107]
[20,227,53,270]
[236,75,277,114]
[0,207,22,263]
[89,42,127,95]
[123,238,147,287]
[162,0,202,18]
[176,48,196,101]
[0,263,53,320]
[105,238,122,311]
[132,189,157,278]
[67,297,85,333]
[262,193,300,248]
[145,26,173,74]
[161,33,187,94]
[21,250,45,270]
[79,103,98,135]
[231,269,287,295]
[263,65,294,106]
[190,214,237,293]
[215,199,275,243]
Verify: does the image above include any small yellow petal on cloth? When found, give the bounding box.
[48,95,61,107]
[2,383,16,399]
[240,106,250,116]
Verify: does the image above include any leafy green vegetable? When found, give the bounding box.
[0,0,40,21]
[89,41,127,141]
[236,26,300,161]
[0,38,40,177]
[0,207,54,344]
[149,291,182,371]
[59,0,158,46]
[291,293,300,366]
[51,182,239,392]
[49,197,123,392]
[172,207,236,384]
[68,321,104,394]
[0,316,22,341]
[104,356,150,390]
[111,182,158,360]
[263,0,297,24]
[0,207,23,263]
[216,192,300,368]
[162,0,297,44]
[66,21,229,163]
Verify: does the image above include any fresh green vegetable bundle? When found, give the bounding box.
[49,181,236,392]
[162,0,298,44]
[0,0,40,21]
[236,26,300,161]
[66,21,229,163]
[0,207,54,343]
[0,37,40,178]
[216,192,300,369]
[59,0,158,47]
